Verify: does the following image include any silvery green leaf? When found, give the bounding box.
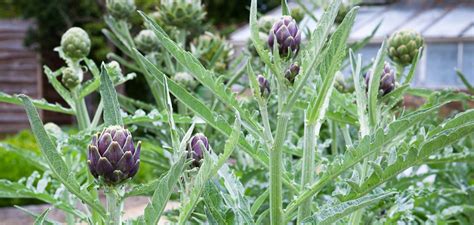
[0,92,73,115]
[99,63,123,126]
[19,95,106,218]
[144,154,186,225]
[33,208,51,225]
[301,192,396,224]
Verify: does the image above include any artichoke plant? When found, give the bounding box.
[156,0,206,29]
[173,72,198,90]
[60,27,91,61]
[134,29,160,53]
[268,16,301,57]
[88,126,141,185]
[188,133,209,167]
[365,62,396,96]
[191,32,234,73]
[106,0,136,20]
[291,7,305,23]
[388,29,424,67]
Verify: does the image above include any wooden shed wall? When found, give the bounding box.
[0,20,42,133]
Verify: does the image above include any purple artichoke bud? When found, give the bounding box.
[88,126,141,185]
[268,16,301,57]
[285,63,300,84]
[188,133,209,167]
[257,74,270,98]
[365,62,396,96]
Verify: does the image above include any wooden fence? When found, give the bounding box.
[0,20,42,134]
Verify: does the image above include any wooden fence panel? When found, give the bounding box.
[0,20,42,134]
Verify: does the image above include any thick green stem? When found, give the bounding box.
[270,113,289,225]
[105,187,123,225]
[72,89,90,131]
[297,120,317,223]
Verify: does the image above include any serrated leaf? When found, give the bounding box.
[286,0,342,110]
[344,122,474,201]
[19,95,106,218]
[301,192,396,224]
[284,105,440,216]
[178,154,214,224]
[99,63,123,126]
[367,40,387,128]
[306,7,359,124]
[139,11,262,139]
[144,154,186,225]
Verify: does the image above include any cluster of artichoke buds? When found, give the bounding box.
[191,32,234,73]
[188,133,209,167]
[134,29,160,53]
[285,63,300,84]
[173,72,198,90]
[106,0,136,20]
[257,75,271,98]
[388,29,424,67]
[88,126,141,185]
[268,15,301,57]
[365,62,396,96]
[60,27,91,61]
[156,0,206,29]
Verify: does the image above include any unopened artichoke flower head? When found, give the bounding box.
[365,62,396,96]
[268,15,301,57]
[188,133,209,167]
[388,29,424,67]
[88,126,141,185]
[60,27,91,60]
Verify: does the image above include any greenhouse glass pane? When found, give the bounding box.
[423,43,459,87]
[462,43,474,84]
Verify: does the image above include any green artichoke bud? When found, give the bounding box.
[192,32,234,73]
[134,29,159,53]
[291,7,305,23]
[157,0,206,29]
[105,61,124,82]
[106,0,136,20]
[257,74,270,98]
[88,126,141,185]
[388,29,424,67]
[188,133,209,167]
[285,63,300,84]
[173,72,197,90]
[61,67,81,89]
[258,16,278,34]
[335,1,351,24]
[365,62,396,96]
[60,27,91,60]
